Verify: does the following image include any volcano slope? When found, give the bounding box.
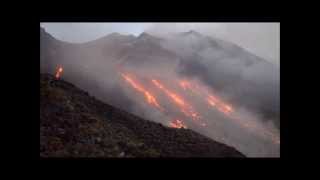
[40,73,245,157]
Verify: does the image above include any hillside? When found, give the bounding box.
[40,73,245,157]
[40,27,279,129]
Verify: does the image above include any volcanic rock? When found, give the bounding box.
[40,73,245,157]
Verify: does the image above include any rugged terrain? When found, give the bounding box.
[40,73,245,157]
[40,27,279,128]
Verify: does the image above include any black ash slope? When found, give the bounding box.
[40,73,245,157]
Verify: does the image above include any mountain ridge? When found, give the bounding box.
[40,27,276,67]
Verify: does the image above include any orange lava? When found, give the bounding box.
[208,95,233,114]
[120,73,163,111]
[169,119,187,129]
[55,66,63,79]
[120,72,279,145]
[179,80,192,91]
[178,79,279,144]
[178,79,234,116]
[152,79,201,121]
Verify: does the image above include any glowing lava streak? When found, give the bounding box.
[207,95,234,115]
[169,119,187,129]
[179,79,279,144]
[179,80,199,94]
[120,73,163,111]
[151,79,202,123]
[179,80,233,116]
[55,66,63,79]
[206,92,279,144]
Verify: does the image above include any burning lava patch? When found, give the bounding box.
[55,65,63,79]
[169,119,187,129]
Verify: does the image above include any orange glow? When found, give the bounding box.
[178,78,279,144]
[179,80,192,91]
[55,66,63,79]
[207,95,234,114]
[207,99,216,107]
[152,79,202,122]
[179,80,198,94]
[179,79,234,116]
[167,78,280,144]
[120,72,279,145]
[169,119,187,129]
[152,79,185,106]
[225,105,233,112]
[120,73,163,111]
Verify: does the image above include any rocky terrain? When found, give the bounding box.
[40,73,245,157]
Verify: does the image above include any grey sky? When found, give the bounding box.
[40,23,280,66]
[40,23,154,42]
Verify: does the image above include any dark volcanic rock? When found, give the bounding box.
[40,73,245,158]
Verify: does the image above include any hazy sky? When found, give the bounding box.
[40,23,280,66]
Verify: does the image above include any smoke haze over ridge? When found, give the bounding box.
[41,23,279,67]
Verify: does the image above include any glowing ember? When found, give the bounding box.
[120,72,163,111]
[55,66,63,79]
[169,119,187,129]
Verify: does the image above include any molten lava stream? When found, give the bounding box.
[179,79,234,117]
[120,72,163,112]
[178,79,279,144]
[151,79,206,126]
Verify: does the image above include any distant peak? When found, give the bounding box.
[105,32,135,40]
[109,32,122,36]
[180,30,203,37]
[137,32,162,42]
[138,32,153,38]
[40,27,50,35]
[188,30,198,34]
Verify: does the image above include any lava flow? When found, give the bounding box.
[119,71,279,145]
[120,72,163,111]
[169,119,187,129]
[207,95,233,115]
[55,65,63,79]
[178,79,279,145]
[151,79,202,123]
[179,79,233,116]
